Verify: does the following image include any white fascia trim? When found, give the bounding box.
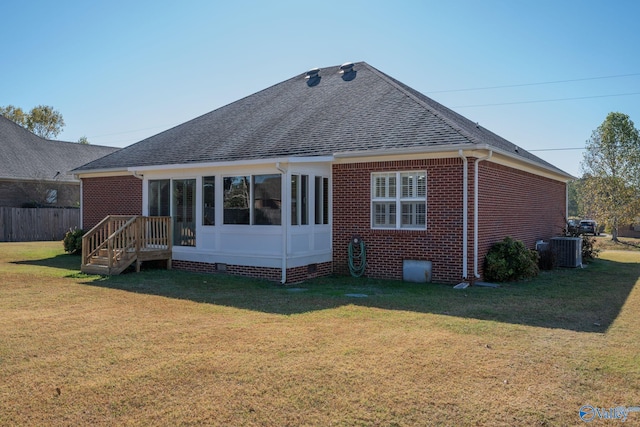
[484,146,576,182]
[334,143,479,159]
[73,169,132,179]
[128,156,335,173]
[335,143,574,182]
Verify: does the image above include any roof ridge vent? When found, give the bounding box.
[339,62,354,73]
[305,68,321,87]
[306,68,320,78]
[339,62,357,81]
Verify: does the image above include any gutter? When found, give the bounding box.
[334,143,574,182]
[474,150,493,279]
[334,143,480,159]
[458,150,468,281]
[276,162,288,284]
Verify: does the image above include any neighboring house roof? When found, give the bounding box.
[0,115,119,182]
[74,61,568,177]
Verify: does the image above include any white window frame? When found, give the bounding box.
[371,171,426,230]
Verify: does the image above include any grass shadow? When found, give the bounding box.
[12,253,81,271]
[71,256,640,333]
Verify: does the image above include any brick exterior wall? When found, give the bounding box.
[333,159,467,284]
[476,162,566,278]
[332,158,566,284]
[81,175,143,230]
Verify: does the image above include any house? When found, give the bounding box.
[74,62,572,284]
[0,115,119,208]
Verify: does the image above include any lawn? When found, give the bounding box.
[1,242,639,426]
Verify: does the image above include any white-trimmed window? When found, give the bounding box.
[371,171,426,229]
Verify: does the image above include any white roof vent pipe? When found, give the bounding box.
[339,62,354,73]
[305,68,321,87]
[339,62,357,81]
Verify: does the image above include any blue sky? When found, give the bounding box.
[3,0,640,177]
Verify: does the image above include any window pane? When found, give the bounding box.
[173,179,196,246]
[149,180,170,216]
[301,175,309,225]
[291,175,299,225]
[388,175,396,198]
[253,174,281,225]
[315,177,322,225]
[401,172,426,199]
[291,175,308,226]
[416,173,426,197]
[46,189,57,204]
[322,177,329,225]
[373,173,396,198]
[373,202,396,227]
[223,176,250,224]
[203,176,215,226]
[374,176,387,198]
[401,202,426,228]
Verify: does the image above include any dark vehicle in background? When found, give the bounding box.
[579,219,599,236]
[567,219,580,235]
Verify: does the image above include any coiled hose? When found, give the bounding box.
[348,236,366,277]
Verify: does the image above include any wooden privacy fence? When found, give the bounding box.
[0,207,80,242]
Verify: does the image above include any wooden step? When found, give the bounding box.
[81,263,110,275]
[90,256,110,266]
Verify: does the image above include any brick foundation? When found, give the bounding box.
[172,260,333,284]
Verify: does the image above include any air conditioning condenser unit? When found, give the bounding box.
[550,237,582,268]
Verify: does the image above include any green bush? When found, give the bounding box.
[484,237,539,282]
[581,235,600,261]
[63,228,84,255]
[538,248,556,271]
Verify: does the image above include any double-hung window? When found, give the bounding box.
[371,171,426,229]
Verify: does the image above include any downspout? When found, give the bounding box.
[79,178,84,230]
[458,150,468,281]
[474,150,493,279]
[566,181,570,224]
[276,162,288,284]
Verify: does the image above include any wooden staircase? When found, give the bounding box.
[81,215,172,275]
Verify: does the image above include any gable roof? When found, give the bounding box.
[0,115,119,182]
[74,62,568,177]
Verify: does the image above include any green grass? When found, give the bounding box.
[1,242,639,426]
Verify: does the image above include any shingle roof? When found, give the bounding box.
[74,62,567,176]
[0,115,119,182]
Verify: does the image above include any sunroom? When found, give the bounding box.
[136,158,332,282]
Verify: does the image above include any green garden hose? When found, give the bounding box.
[348,236,366,277]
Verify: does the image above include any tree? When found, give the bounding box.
[77,135,90,144]
[567,178,581,218]
[26,105,65,139]
[0,104,65,139]
[580,112,640,241]
[0,105,27,127]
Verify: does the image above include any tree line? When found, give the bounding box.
[573,112,640,241]
[0,105,88,143]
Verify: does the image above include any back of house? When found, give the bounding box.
[74,62,572,283]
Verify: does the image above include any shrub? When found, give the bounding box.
[63,228,84,255]
[538,248,556,271]
[581,235,600,260]
[563,220,600,261]
[484,237,539,282]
